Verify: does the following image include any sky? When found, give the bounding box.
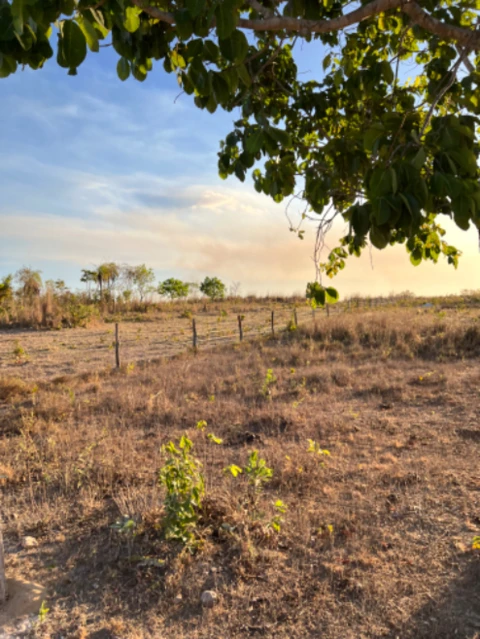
[1,39,479,297]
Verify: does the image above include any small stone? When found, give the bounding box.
[21,536,38,549]
[200,590,218,608]
[174,593,183,603]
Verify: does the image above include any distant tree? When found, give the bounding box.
[81,263,120,300]
[124,264,155,302]
[158,278,190,300]
[54,279,68,294]
[0,275,13,304]
[46,279,69,297]
[200,277,226,301]
[80,269,98,300]
[97,262,120,298]
[229,281,242,298]
[15,267,42,299]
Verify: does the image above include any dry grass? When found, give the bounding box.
[0,309,479,638]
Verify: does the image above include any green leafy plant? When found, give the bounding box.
[261,368,277,398]
[196,419,223,445]
[13,340,27,362]
[158,435,204,547]
[307,439,331,458]
[38,600,49,623]
[244,450,273,488]
[473,536,480,550]
[268,499,288,533]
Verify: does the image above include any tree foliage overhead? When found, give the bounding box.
[2,0,480,297]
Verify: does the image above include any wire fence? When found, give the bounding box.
[0,296,422,380]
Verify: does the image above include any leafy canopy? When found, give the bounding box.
[200,276,226,300]
[158,277,190,299]
[2,0,480,301]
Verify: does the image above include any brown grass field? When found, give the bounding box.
[0,307,479,638]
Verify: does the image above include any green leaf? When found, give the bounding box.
[373,197,392,225]
[57,20,87,73]
[76,15,99,53]
[363,123,384,153]
[212,73,230,104]
[267,127,292,147]
[175,9,194,41]
[225,464,242,477]
[236,63,251,87]
[132,64,147,82]
[380,60,394,84]
[117,57,130,81]
[411,147,426,170]
[215,0,238,39]
[124,7,141,33]
[186,0,206,18]
[370,225,389,249]
[170,50,186,69]
[308,285,325,307]
[11,0,27,35]
[245,129,265,154]
[452,194,473,230]
[219,29,248,63]
[188,59,210,96]
[325,287,339,304]
[409,247,423,266]
[369,167,393,198]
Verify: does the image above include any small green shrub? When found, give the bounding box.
[261,368,277,398]
[158,435,204,547]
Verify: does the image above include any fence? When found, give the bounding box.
[110,296,408,369]
[0,296,421,381]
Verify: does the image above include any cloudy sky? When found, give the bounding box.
[1,40,479,297]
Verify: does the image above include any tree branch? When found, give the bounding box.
[247,0,274,19]
[131,0,480,51]
[402,3,480,50]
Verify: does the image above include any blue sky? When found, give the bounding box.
[1,40,479,296]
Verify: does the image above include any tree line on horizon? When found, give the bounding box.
[0,264,233,305]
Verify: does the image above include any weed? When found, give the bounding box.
[307,439,331,458]
[225,450,273,490]
[261,368,277,398]
[473,536,480,550]
[38,600,49,623]
[244,450,273,488]
[13,340,28,362]
[268,499,287,533]
[158,435,204,547]
[287,319,297,332]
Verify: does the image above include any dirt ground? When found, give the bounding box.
[0,308,479,638]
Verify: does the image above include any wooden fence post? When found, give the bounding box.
[271,311,275,336]
[293,308,298,327]
[0,520,6,605]
[326,304,330,317]
[192,319,198,349]
[115,323,120,369]
[238,315,243,342]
